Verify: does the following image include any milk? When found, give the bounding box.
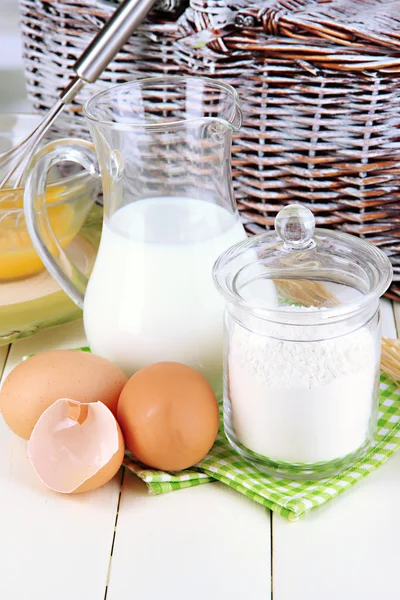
[83,197,246,391]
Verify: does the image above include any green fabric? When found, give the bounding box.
[124,374,400,521]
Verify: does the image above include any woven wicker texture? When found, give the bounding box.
[19,0,400,298]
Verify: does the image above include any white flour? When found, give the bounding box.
[228,315,378,464]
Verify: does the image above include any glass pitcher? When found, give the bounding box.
[24,77,247,392]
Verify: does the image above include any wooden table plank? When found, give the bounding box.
[0,321,121,600]
[107,472,272,600]
[273,298,400,600]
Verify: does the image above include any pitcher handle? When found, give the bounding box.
[24,138,99,309]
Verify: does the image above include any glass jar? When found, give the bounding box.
[213,205,393,479]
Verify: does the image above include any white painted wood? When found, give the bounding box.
[2,320,87,369]
[107,472,271,600]
[0,320,121,600]
[380,297,397,339]
[273,298,400,600]
[391,300,400,338]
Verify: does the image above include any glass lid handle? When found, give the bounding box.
[275,204,315,250]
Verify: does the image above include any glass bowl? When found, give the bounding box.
[0,113,100,280]
[0,113,102,344]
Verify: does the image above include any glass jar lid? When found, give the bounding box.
[213,205,392,323]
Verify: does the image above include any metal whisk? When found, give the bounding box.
[0,0,157,190]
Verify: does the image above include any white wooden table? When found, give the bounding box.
[0,299,399,599]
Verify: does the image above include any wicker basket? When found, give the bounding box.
[19,0,400,299]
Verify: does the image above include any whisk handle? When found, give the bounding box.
[24,139,100,309]
[74,0,158,84]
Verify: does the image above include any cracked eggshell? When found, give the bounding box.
[0,350,128,439]
[28,398,125,494]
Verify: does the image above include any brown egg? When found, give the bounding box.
[0,350,128,440]
[117,362,219,471]
[28,399,125,494]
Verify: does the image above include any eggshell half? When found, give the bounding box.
[0,350,128,439]
[28,398,125,494]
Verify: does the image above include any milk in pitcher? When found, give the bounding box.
[83,197,246,390]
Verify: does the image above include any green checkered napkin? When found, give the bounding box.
[24,350,400,520]
[124,374,400,521]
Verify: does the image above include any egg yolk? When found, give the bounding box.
[0,185,77,280]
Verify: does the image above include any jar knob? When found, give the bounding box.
[275,204,315,250]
